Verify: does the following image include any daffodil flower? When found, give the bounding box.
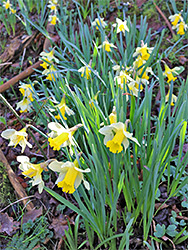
[19,83,34,101]
[89,91,100,108]
[165,91,177,106]
[10,7,16,14]
[40,58,51,69]
[78,65,91,80]
[48,122,82,152]
[112,18,129,35]
[16,98,32,113]
[98,39,117,52]
[54,95,75,120]
[163,64,180,83]
[1,127,32,153]
[49,158,90,194]
[3,0,11,9]
[133,41,153,60]
[99,122,140,154]
[176,21,187,35]
[17,156,54,193]
[47,0,58,12]
[40,49,59,64]
[92,17,107,30]
[114,70,135,90]
[109,106,117,124]
[169,13,183,26]
[42,65,58,81]
[49,15,59,25]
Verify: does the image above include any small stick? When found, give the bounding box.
[153,2,175,36]
[0,149,34,211]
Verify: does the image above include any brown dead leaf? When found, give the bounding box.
[0,212,20,235]
[178,55,188,65]
[22,207,42,224]
[155,203,169,210]
[49,214,70,239]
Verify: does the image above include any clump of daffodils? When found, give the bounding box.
[17,156,54,193]
[49,158,90,194]
[99,121,140,154]
[92,17,107,30]
[40,48,59,81]
[16,82,34,113]
[169,12,187,35]
[2,0,16,14]
[48,0,59,25]
[1,127,32,153]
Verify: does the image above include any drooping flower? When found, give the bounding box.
[48,122,82,152]
[78,65,91,80]
[1,127,32,153]
[54,95,75,120]
[169,13,183,26]
[163,64,180,83]
[40,49,59,64]
[47,0,58,12]
[42,65,58,81]
[17,156,54,193]
[133,41,153,61]
[112,18,129,35]
[98,39,117,52]
[109,106,117,124]
[49,158,90,194]
[16,98,32,113]
[19,83,34,101]
[176,21,187,35]
[49,15,59,25]
[10,7,16,14]
[165,90,177,106]
[92,17,107,30]
[99,122,140,154]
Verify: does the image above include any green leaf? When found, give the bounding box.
[0,116,6,125]
[154,224,166,238]
[166,224,177,237]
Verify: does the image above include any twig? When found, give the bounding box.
[153,2,175,36]
[0,149,35,211]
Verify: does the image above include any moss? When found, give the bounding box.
[0,162,16,208]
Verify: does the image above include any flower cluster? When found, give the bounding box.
[2,0,16,14]
[169,12,187,35]
[16,82,34,113]
[40,48,59,81]
[48,0,59,25]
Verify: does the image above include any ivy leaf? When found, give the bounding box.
[166,224,177,237]
[154,224,166,238]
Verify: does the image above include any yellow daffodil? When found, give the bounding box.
[78,65,91,80]
[176,21,187,35]
[169,13,183,26]
[98,39,117,52]
[47,0,58,12]
[99,122,140,154]
[54,95,75,120]
[16,98,32,113]
[17,156,54,193]
[48,122,82,152]
[40,58,51,69]
[49,15,59,25]
[133,41,153,60]
[112,18,129,35]
[10,7,16,14]
[165,90,177,106]
[3,0,11,9]
[109,106,117,124]
[19,83,34,101]
[1,127,32,153]
[114,70,135,90]
[49,158,90,194]
[163,64,180,83]
[40,49,59,64]
[42,65,58,81]
[92,17,107,30]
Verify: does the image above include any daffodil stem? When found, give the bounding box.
[0,94,47,160]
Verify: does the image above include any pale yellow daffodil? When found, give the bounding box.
[19,83,34,101]
[16,98,32,113]
[169,13,183,26]
[98,39,117,52]
[112,18,129,35]
[92,17,107,30]
[78,65,91,80]
[163,64,180,83]
[176,21,187,35]
[1,127,32,153]
[3,0,11,9]
[49,158,90,194]
[165,90,178,106]
[99,122,140,154]
[54,96,75,120]
[17,156,54,193]
[133,41,153,60]
[40,49,59,64]
[48,122,82,152]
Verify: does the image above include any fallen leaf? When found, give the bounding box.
[49,214,70,239]
[22,207,42,224]
[178,55,188,65]
[0,212,19,235]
